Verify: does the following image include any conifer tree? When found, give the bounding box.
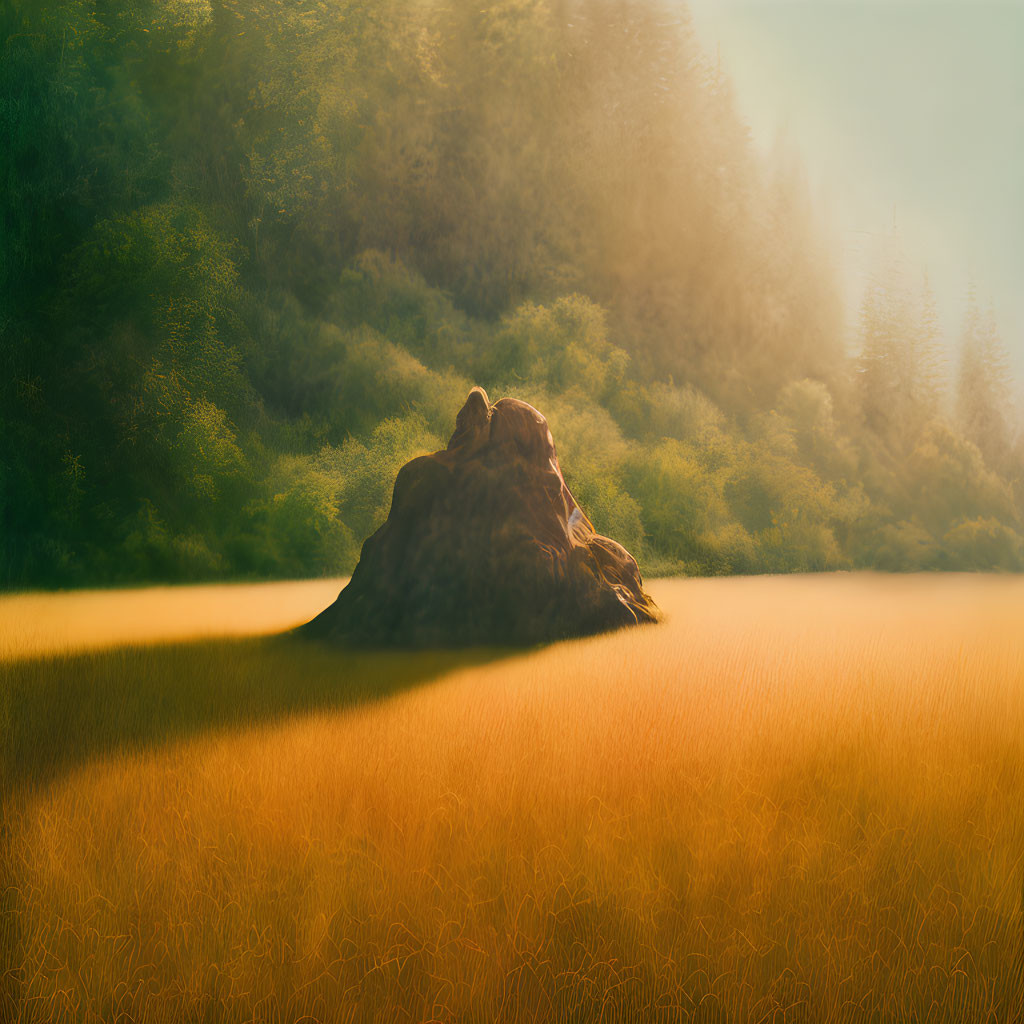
[855,238,914,447]
[908,272,945,415]
[957,288,1013,468]
[856,245,946,450]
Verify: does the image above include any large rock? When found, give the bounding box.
[303,387,660,646]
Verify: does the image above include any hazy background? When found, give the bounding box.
[689,0,1023,376]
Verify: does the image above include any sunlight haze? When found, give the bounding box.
[687,0,1024,377]
[5,3,1024,1017]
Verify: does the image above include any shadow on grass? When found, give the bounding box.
[0,635,519,1020]
[0,635,513,802]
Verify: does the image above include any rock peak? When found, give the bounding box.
[447,386,491,451]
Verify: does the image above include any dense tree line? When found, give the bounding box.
[2,0,1022,588]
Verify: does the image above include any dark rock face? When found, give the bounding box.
[304,387,660,647]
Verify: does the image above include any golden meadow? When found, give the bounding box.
[2,574,1022,1022]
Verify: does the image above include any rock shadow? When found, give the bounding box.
[0,634,512,802]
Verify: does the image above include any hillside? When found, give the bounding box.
[3,0,1023,587]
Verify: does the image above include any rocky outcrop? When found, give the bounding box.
[303,387,660,646]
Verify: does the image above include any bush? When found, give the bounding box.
[941,518,1023,572]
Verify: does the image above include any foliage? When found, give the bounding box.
[1,0,1022,587]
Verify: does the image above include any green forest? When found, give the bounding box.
[3,0,1022,588]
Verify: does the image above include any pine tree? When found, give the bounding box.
[957,287,1013,468]
[908,272,945,415]
[856,269,904,441]
[856,237,916,448]
[856,243,947,450]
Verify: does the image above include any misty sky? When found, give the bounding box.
[686,0,1023,375]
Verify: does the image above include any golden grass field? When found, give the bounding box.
[2,574,1023,1022]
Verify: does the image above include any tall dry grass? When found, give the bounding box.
[3,574,1024,1022]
